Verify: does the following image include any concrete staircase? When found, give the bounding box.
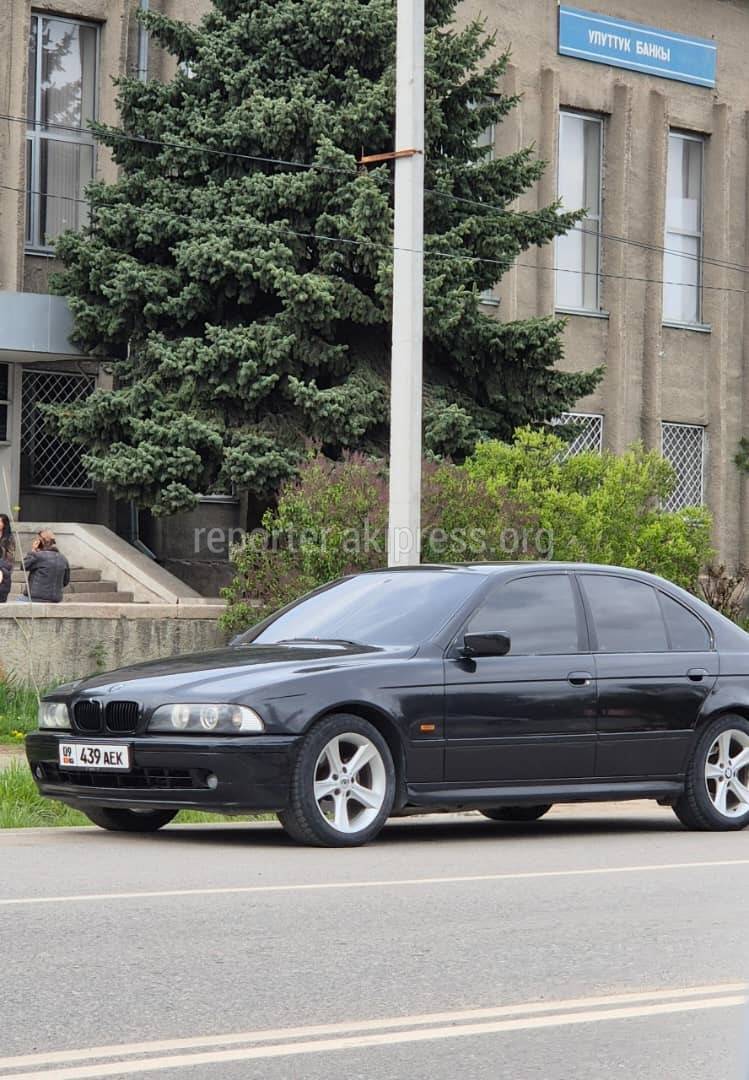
[9,565,135,604]
[14,523,211,605]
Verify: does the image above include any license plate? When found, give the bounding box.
[58,742,131,771]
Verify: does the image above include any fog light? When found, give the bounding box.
[35,766,43,780]
[206,773,218,790]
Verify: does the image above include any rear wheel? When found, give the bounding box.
[83,807,177,832]
[481,804,552,823]
[278,714,395,847]
[673,715,749,831]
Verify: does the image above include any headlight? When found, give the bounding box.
[38,702,71,730]
[147,704,264,734]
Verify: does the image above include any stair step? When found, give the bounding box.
[10,567,102,582]
[65,580,118,594]
[69,568,103,583]
[8,581,116,595]
[63,591,134,603]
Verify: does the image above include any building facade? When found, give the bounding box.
[0,0,748,582]
[472,0,749,566]
[0,0,228,588]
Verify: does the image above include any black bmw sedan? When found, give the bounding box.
[26,562,749,846]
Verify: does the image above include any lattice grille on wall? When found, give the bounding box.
[21,369,95,491]
[553,412,604,457]
[661,422,705,510]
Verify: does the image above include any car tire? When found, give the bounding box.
[673,714,749,831]
[278,713,396,847]
[83,807,178,832]
[481,805,552,823]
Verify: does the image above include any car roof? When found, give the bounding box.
[357,562,674,584]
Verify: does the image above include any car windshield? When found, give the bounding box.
[245,571,483,648]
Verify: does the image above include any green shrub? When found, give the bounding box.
[220,451,534,633]
[221,431,715,634]
[465,428,714,589]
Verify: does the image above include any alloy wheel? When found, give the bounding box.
[313,732,387,834]
[704,728,749,818]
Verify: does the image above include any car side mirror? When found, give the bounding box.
[460,631,511,658]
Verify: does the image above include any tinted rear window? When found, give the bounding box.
[249,571,483,647]
[580,574,668,652]
[659,593,711,651]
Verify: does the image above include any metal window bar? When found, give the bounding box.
[20,369,95,491]
[553,412,604,457]
[661,422,705,510]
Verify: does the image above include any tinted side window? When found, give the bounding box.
[659,593,711,651]
[580,575,667,652]
[467,575,581,655]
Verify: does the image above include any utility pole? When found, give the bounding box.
[387,0,425,568]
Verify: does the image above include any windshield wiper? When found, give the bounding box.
[274,637,364,648]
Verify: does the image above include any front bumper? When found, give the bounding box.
[25,731,300,813]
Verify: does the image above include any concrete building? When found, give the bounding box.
[471,0,749,566]
[0,0,747,586]
[0,0,231,590]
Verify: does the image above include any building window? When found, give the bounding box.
[663,133,704,326]
[661,422,705,510]
[556,111,602,312]
[474,108,497,306]
[0,366,11,444]
[26,14,98,251]
[476,123,495,160]
[553,411,603,457]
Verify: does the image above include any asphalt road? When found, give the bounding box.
[3,802,749,1079]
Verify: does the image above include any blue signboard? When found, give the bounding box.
[558,6,717,87]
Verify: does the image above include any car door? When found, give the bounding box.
[577,572,718,778]
[444,572,597,783]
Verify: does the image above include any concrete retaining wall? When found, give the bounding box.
[0,604,227,685]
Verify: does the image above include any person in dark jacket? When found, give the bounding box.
[19,529,70,603]
[0,548,11,603]
[0,514,15,562]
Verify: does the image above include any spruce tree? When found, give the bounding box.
[52,0,601,515]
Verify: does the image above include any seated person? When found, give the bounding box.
[19,529,70,604]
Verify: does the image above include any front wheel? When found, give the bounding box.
[83,807,177,832]
[481,805,552,823]
[278,714,396,847]
[673,715,749,831]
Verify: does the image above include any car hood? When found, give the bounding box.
[57,642,415,701]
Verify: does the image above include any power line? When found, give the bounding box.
[2,181,747,298]
[3,111,748,277]
[0,183,85,208]
[2,113,352,175]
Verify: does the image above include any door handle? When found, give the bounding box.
[568,670,593,686]
[687,667,709,682]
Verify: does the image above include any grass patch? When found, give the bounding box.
[0,683,42,746]
[0,760,87,827]
[1,759,269,829]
